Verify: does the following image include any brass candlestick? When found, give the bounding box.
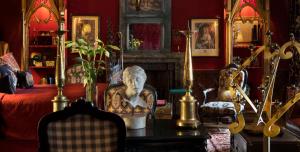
[176,29,200,128]
[52,14,69,112]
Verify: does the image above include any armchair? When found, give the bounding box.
[66,65,84,84]
[104,83,157,119]
[38,99,126,152]
[198,63,249,124]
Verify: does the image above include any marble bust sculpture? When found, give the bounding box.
[106,65,155,129]
[122,65,148,108]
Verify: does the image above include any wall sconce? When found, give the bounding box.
[135,0,142,11]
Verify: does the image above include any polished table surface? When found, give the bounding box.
[125,119,210,152]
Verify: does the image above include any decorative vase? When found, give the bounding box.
[85,81,97,104]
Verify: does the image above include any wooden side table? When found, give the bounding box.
[232,129,300,152]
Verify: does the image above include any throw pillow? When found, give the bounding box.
[17,71,34,88]
[0,52,20,72]
[0,64,17,94]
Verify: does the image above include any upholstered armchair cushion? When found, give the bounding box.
[46,114,118,152]
[66,65,84,84]
[199,63,248,123]
[200,101,244,116]
[104,84,157,118]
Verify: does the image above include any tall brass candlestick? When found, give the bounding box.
[52,14,69,112]
[176,29,200,128]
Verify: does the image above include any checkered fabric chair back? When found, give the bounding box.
[38,99,126,152]
[104,83,157,118]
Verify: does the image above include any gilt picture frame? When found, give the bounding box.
[191,19,219,56]
[72,16,99,47]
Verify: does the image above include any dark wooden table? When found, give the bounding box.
[125,119,210,152]
[232,128,300,152]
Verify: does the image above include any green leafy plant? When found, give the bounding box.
[129,35,143,50]
[65,38,120,86]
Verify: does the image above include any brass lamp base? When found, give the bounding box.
[177,119,200,129]
[176,92,200,129]
[52,95,69,112]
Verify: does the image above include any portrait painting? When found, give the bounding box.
[72,16,99,46]
[191,19,219,56]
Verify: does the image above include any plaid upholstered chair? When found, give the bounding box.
[38,99,126,152]
[198,63,249,124]
[104,83,157,119]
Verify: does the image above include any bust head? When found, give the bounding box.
[123,65,147,98]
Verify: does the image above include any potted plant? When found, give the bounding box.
[129,34,143,51]
[66,38,119,102]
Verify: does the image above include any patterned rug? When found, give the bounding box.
[207,128,231,152]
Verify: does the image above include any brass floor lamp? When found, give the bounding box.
[52,14,69,112]
[176,28,200,129]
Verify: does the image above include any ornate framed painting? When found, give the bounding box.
[191,19,219,56]
[72,16,99,46]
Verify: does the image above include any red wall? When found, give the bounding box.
[0,0,291,70]
[270,0,290,45]
[67,0,119,44]
[0,0,22,65]
[172,0,225,70]
[66,0,225,69]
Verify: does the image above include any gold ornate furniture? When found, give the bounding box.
[38,99,126,152]
[199,63,249,124]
